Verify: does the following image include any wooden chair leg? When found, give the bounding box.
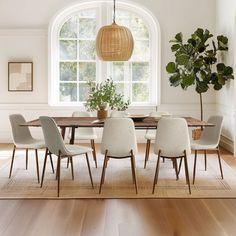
[152,150,161,194]
[91,140,97,168]
[49,153,55,174]
[9,145,16,178]
[204,150,207,171]
[35,149,40,183]
[41,148,48,187]
[217,147,224,179]
[177,158,182,176]
[193,150,197,184]
[57,152,61,197]
[26,149,28,170]
[85,153,94,188]
[131,150,138,194]
[70,157,74,180]
[130,156,135,184]
[144,139,151,169]
[99,150,108,194]
[173,159,179,180]
[66,157,70,168]
[184,150,191,194]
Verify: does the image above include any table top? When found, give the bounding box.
[23,116,213,129]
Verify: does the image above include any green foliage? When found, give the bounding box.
[166,28,234,94]
[85,78,130,111]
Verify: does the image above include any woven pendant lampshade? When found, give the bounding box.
[96,0,134,61]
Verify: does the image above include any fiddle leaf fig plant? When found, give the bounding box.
[85,78,130,111]
[166,28,234,120]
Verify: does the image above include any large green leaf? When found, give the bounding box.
[196,81,209,93]
[216,63,225,73]
[176,54,189,65]
[223,66,233,76]
[175,32,183,43]
[169,74,181,86]
[182,75,195,86]
[166,62,176,73]
[171,44,181,52]
[214,83,223,90]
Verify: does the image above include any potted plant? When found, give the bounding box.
[85,78,130,119]
[166,28,234,138]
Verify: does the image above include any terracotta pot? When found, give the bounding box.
[192,128,202,140]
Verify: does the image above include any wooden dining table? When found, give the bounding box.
[23,116,213,144]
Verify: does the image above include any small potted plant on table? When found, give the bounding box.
[85,78,130,119]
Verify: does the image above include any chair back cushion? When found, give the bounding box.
[201,115,223,145]
[101,118,138,157]
[71,111,96,139]
[154,118,191,157]
[110,111,129,118]
[9,114,33,144]
[39,116,67,156]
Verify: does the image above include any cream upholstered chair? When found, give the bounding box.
[40,116,94,197]
[144,111,170,168]
[9,114,54,183]
[99,118,138,194]
[152,118,191,194]
[68,111,98,168]
[191,115,223,184]
[110,110,129,118]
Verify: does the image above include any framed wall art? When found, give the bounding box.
[8,62,33,91]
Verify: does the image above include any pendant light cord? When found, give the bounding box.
[113,0,116,23]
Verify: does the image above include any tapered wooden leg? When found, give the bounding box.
[217,148,224,179]
[177,158,183,176]
[131,150,138,194]
[9,145,16,178]
[49,153,54,173]
[152,150,161,194]
[57,152,61,197]
[144,139,150,169]
[41,148,48,187]
[193,150,197,184]
[35,149,40,183]
[184,150,191,194]
[85,153,94,188]
[26,149,28,170]
[162,157,165,163]
[204,150,207,171]
[91,140,97,168]
[99,150,108,194]
[174,159,179,180]
[66,157,69,168]
[130,156,135,183]
[70,157,74,180]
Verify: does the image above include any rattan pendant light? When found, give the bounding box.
[96,0,134,61]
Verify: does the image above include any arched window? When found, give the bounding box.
[49,1,160,107]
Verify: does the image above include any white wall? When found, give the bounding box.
[215,0,236,154]
[0,0,217,142]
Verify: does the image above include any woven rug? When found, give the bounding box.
[0,149,236,198]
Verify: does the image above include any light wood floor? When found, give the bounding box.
[0,144,236,236]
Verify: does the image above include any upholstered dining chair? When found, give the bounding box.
[40,116,94,197]
[152,118,191,194]
[99,118,138,194]
[144,111,170,168]
[68,111,98,168]
[9,114,54,183]
[190,115,224,184]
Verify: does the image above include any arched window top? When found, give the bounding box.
[49,0,161,107]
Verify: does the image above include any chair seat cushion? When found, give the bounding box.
[15,139,45,149]
[191,140,218,150]
[63,144,93,156]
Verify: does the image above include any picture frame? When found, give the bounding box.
[8,62,33,91]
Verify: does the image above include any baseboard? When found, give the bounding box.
[220,135,234,153]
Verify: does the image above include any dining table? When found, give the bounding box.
[22,116,213,144]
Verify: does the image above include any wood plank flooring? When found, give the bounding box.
[0,144,236,236]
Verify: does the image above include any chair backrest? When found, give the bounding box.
[72,111,95,137]
[154,118,191,157]
[110,110,129,118]
[101,118,138,157]
[39,116,67,156]
[200,115,223,145]
[9,114,33,144]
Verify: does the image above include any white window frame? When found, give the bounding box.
[48,0,161,108]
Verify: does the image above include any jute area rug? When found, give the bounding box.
[0,149,236,199]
